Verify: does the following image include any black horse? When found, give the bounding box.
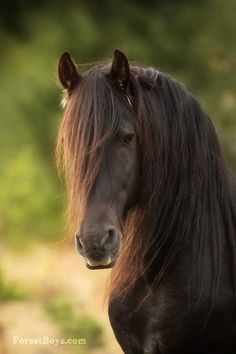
[56,49,236,353]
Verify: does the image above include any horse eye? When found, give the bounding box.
[123,133,134,145]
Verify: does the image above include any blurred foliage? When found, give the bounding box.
[0,269,29,301]
[45,297,105,351]
[0,0,235,246]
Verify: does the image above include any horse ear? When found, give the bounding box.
[110,49,130,91]
[58,52,82,91]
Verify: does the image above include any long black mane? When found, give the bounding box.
[57,61,236,308]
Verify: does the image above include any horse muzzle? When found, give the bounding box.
[75,228,121,269]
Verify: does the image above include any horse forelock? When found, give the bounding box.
[56,64,134,230]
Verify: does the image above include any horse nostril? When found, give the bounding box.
[101,228,117,247]
[108,228,116,241]
[76,235,84,250]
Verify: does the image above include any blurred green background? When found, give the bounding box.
[0,0,235,353]
[1,0,236,246]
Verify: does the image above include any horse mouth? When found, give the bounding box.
[85,256,115,270]
[86,261,115,270]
